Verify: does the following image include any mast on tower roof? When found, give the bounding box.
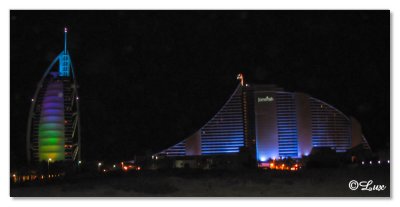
[59,27,71,77]
[64,27,68,54]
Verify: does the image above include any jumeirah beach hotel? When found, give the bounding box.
[156,74,370,163]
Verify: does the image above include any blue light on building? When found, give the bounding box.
[59,27,70,77]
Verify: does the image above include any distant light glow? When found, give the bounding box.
[98,162,102,166]
[388,160,390,164]
[370,161,372,165]
[259,156,267,162]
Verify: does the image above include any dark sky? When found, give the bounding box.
[10,10,390,165]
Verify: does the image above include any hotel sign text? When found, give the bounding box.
[258,96,274,103]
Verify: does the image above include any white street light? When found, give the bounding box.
[48,158,52,172]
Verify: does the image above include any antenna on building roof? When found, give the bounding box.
[59,27,71,77]
[64,27,68,54]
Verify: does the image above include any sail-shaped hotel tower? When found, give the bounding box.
[26,28,81,164]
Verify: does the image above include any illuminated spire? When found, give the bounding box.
[64,27,68,54]
[59,27,71,77]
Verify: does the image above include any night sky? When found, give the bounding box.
[10,10,389,165]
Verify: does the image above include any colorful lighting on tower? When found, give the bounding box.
[26,27,81,163]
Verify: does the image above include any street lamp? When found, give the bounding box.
[48,158,52,172]
[98,162,102,172]
[77,160,82,172]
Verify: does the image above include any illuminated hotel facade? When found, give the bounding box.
[26,28,81,164]
[156,75,370,162]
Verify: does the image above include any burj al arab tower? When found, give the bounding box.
[26,28,81,164]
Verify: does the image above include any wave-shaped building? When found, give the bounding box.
[156,74,370,164]
[26,28,81,164]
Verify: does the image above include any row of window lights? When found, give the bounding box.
[47,158,82,164]
[361,160,389,165]
[47,159,82,164]
[31,97,79,102]
[11,173,63,182]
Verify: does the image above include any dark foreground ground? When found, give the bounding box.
[11,166,390,197]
